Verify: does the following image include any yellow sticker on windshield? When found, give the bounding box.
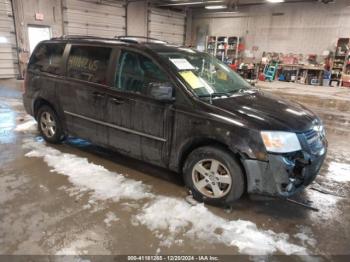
[179,71,204,89]
[217,70,228,81]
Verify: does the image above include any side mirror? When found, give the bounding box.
[149,82,174,102]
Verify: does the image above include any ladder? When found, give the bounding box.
[264,62,278,81]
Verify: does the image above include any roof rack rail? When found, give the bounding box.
[50,35,168,45]
[115,36,167,44]
[51,35,116,41]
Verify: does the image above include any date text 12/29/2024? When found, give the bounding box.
[127,256,219,261]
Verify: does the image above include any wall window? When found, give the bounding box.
[115,51,169,95]
[28,43,65,75]
[67,46,111,85]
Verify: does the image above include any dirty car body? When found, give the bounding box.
[22,36,327,204]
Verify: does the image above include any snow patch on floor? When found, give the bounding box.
[55,229,109,256]
[22,138,314,255]
[56,239,91,255]
[326,162,350,182]
[23,139,154,202]
[135,197,307,255]
[15,118,37,133]
[81,199,104,213]
[2,98,24,108]
[306,189,342,221]
[294,226,317,248]
[121,202,141,212]
[104,212,119,227]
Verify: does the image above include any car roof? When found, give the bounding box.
[45,35,194,54]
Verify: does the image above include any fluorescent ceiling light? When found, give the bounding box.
[209,11,238,14]
[205,5,226,9]
[267,0,285,3]
[164,1,224,6]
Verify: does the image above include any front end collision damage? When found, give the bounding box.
[172,110,327,198]
[242,147,327,197]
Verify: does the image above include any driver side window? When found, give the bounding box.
[115,50,169,96]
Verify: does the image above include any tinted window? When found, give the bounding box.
[67,46,111,85]
[29,43,65,75]
[115,51,169,95]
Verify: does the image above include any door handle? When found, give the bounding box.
[93,92,104,98]
[110,97,125,105]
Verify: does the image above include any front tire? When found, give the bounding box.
[37,105,65,144]
[183,146,244,206]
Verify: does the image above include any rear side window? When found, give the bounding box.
[29,43,65,75]
[67,45,111,85]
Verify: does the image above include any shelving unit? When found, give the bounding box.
[227,36,241,64]
[206,36,217,56]
[341,41,350,87]
[331,38,350,87]
[205,35,243,64]
[215,36,227,61]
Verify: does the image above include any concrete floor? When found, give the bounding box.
[0,79,350,258]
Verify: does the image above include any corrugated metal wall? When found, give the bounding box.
[192,0,350,57]
[62,0,126,38]
[245,2,350,56]
[148,7,186,45]
[0,0,17,78]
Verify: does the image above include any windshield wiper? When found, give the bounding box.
[198,92,231,104]
[198,88,254,103]
[228,87,250,94]
[198,92,231,98]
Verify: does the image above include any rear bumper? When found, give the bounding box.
[242,146,327,197]
[23,94,33,116]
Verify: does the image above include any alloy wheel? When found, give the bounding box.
[40,111,57,138]
[192,159,232,199]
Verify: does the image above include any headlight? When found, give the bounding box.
[313,124,326,138]
[260,131,301,153]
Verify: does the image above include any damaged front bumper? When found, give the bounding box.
[242,140,327,197]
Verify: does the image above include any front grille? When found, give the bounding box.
[301,128,324,154]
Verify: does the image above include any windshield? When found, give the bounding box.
[159,49,251,98]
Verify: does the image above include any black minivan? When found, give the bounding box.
[23,36,327,206]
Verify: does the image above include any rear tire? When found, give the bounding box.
[37,105,66,144]
[183,146,244,206]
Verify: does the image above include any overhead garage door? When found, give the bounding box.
[148,8,186,45]
[62,0,126,38]
[0,0,18,79]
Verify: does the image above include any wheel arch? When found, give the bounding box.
[178,138,247,187]
[179,137,249,198]
[33,97,56,119]
[33,97,67,133]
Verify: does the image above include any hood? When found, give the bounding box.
[211,90,318,132]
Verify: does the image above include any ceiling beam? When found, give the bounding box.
[154,0,319,8]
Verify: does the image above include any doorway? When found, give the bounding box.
[27,26,51,54]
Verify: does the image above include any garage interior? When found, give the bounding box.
[0,0,350,259]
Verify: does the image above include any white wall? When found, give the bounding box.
[127,1,148,37]
[12,0,63,76]
[127,2,188,45]
[0,0,18,78]
[63,0,125,38]
[192,0,350,57]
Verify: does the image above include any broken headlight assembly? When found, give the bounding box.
[260,131,302,153]
[313,123,326,138]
